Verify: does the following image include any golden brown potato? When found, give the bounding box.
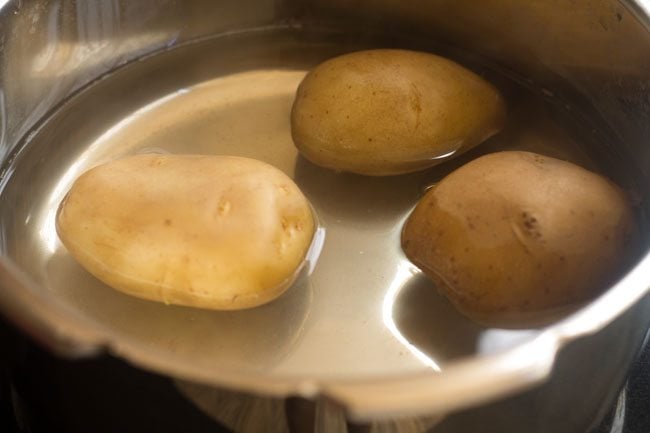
[57,154,315,310]
[401,151,637,325]
[291,49,506,175]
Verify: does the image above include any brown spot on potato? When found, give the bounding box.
[217,200,231,217]
[148,157,166,167]
[520,211,542,240]
[532,154,546,165]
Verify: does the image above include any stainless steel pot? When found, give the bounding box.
[1,1,650,432]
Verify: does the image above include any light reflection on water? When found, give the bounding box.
[382,258,442,372]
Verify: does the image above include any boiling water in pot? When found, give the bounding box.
[0,27,625,380]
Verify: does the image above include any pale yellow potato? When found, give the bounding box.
[56,154,315,310]
[291,49,506,175]
[402,151,637,326]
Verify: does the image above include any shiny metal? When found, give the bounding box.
[0,0,650,431]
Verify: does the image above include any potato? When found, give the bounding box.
[291,49,506,176]
[56,154,315,310]
[401,151,637,325]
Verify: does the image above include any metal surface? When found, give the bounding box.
[0,0,650,427]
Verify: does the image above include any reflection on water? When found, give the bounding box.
[383,259,441,371]
[477,328,539,353]
[387,259,540,363]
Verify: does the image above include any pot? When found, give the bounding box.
[1,1,649,432]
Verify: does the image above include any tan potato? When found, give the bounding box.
[401,151,637,325]
[291,49,506,176]
[56,154,315,310]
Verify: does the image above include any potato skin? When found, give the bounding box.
[56,154,315,310]
[401,151,637,324]
[291,49,506,176]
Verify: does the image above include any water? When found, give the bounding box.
[0,27,625,381]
